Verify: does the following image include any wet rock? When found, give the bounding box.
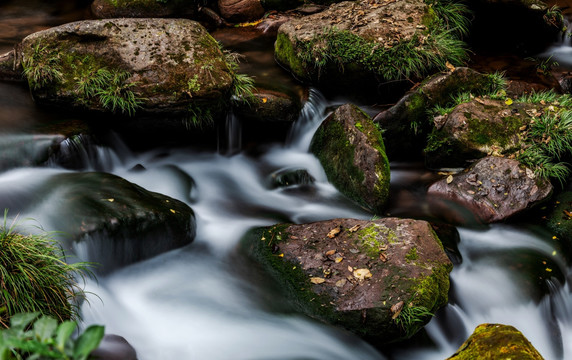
[19,19,233,122]
[447,323,544,359]
[91,334,137,360]
[424,98,536,169]
[41,172,195,273]
[243,218,452,343]
[428,156,552,223]
[544,191,572,250]
[274,0,467,87]
[218,0,265,23]
[0,49,22,81]
[267,167,315,189]
[91,0,195,18]
[0,134,64,172]
[233,88,302,123]
[310,103,390,213]
[373,67,500,160]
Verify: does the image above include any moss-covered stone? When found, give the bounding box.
[241,218,453,343]
[19,18,234,124]
[310,104,390,213]
[447,324,545,359]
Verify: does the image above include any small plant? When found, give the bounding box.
[428,0,471,37]
[526,55,560,75]
[183,104,213,129]
[0,312,104,360]
[22,42,63,90]
[0,211,93,328]
[394,304,434,338]
[222,47,256,104]
[544,5,565,31]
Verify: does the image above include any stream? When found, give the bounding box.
[2,1,572,359]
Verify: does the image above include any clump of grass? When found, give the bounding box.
[223,48,256,104]
[0,211,93,328]
[394,304,434,338]
[22,42,63,90]
[428,0,471,37]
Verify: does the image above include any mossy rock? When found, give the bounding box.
[424,98,536,169]
[242,218,453,343]
[91,0,196,18]
[233,88,302,123]
[373,68,503,160]
[274,0,468,87]
[447,323,544,359]
[19,18,234,125]
[40,171,195,273]
[310,103,390,213]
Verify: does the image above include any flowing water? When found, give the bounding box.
[2,2,572,360]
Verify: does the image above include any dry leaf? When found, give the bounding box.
[348,224,361,233]
[170,209,176,214]
[563,209,572,218]
[327,226,341,238]
[335,279,347,287]
[379,252,388,262]
[505,98,513,105]
[347,266,353,273]
[445,61,455,71]
[310,277,326,284]
[391,301,404,319]
[335,256,343,263]
[353,268,372,280]
[325,249,336,256]
[446,175,453,184]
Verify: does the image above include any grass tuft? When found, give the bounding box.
[0,210,93,328]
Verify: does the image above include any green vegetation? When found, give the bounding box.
[526,55,560,75]
[22,42,63,90]
[222,49,256,105]
[0,211,93,328]
[394,304,433,338]
[0,312,104,360]
[544,5,565,31]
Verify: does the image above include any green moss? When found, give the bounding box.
[356,223,398,258]
[405,247,419,262]
[275,33,308,80]
[466,116,524,147]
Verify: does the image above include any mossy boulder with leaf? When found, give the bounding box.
[374,67,506,160]
[274,0,469,88]
[447,323,544,359]
[91,0,196,18]
[242,218,452,343]
[310,103,390,213]
[13,18,253,127]
[425,90,572,187]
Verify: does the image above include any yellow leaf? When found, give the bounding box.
[552,250,557,256]
[106,198,114,202]
[335,256,343,263]
[327,226,341,238]
[310,277,326,284]
[353,268,372,280]
[505,98,513,105]
[262,97,268,103]
[445,61,455,71]
[348,224,361,233]
[546,268,552,272]
[170,209,176,214]
[278,253,284,257]
[325,249,336,256]
[446,175,453,184]
[347,266,353,272]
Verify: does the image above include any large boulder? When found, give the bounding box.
[91,0,196,19]
[447,324,545,359]
[428,156,553,223]
[243,218,452,343]
[218,0,265,23]
[41,172,195,272]
[310,103,390,213]
[424,98,535,169]
[274,0,468,87]
[19,19,235,123]
[373,68,504,159]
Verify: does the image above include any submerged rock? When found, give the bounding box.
[42,172,195,272]
[310,103,390,213]
[267,167,315,189]
[91,0,196,18]
[428,156,552,223]
[0,134,64,172]
[19,18,234,122]
[243,218,452,343]
[91,334,138,360]
[447,323,545,359]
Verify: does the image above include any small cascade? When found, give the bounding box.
[286,88,328,151]
[540,18,572,67]
[48,133,126,171]
[218,111,242,155]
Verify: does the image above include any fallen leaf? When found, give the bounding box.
[563,209,572,218]
[335,279,347,287]
[310,277,326,284]
[379,244,388,251]
[335,256,343,263]
[348,266,354,273]
[391,301,404,319]
[290,235,298,240]
[505,98,513,105]
[445,61,455,71]
[327,226,341,238]
[446,175,453,184]
[348,224,361,233]
[353,268,372,280]
[105,198,115,202]
[349,248,359,254]
[379,252,388,262]
[170,209,176,214]
[262,97,268,103]
[325,249,336,256]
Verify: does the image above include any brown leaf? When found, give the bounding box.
[446,175,453,184]
[445,61,455,71]
[310,277,326,284]
[348,224,361,233]
[563,209,572,218]
[335,279,347,287]
[391,301,404,319]
[353,268,372,280]
[379,252,388,262]
[347,266,353,273]
[325,249,336,256]
[335,255,343,263]
[327,226,341,238]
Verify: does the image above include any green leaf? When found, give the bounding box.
[73,325,104,360]
[55,321,76,352]
[10,313,39,332]
[33,316,58,343]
